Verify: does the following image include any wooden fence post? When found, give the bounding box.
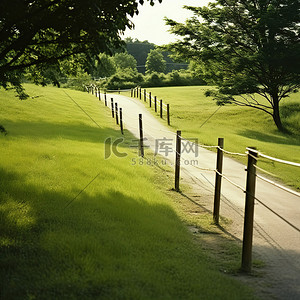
[160,100,163,118]
[144,89,146,102]
[149,92,152,107]
[104,92,107,106]
[115,102,119,125]
[131,88,133,97]
[175,130,182,192]
[120,108,124,135]
[241,147,258,273]
[167,104,170,125]
[213,138,224,225]
[98,89,101,101]
[139,114,144,157]
[154,96,157,112]
[139,87,142,100]
[118,88,120,94]
[111,98,114,118]
[134,88,136,98]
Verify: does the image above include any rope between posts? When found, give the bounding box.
[179,135,219,149]
[254,165,278,177]
[256,174,300,198]
[258,152,300,167]
[254,196,300,233]
[189,165,216,172]
[218,147,247,157]
[215,169,246,192]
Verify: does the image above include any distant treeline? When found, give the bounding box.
[124,38,188,74]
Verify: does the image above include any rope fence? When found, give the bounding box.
[131,86,171,125]
[85,84,300,274]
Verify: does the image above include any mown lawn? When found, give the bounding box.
[0,85,255,299]
[139,86,300,190]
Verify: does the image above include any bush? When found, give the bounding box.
[98,69,207,90]
[143,72,166,87]
[105,69,144,90]
[62,72,93,92]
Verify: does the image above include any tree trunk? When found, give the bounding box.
[272,94,285,132]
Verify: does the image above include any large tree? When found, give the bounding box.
[164,0,300,132]
[0,0,161,97]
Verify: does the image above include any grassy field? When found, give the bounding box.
[135,86,300,190]
[0,84,256,299]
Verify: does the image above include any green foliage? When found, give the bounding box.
[92,53,116,79]
[62,72,93,92]
[103,68,206,89]
[0,0,162,97]
[125,38,155,73]
[125,38,188,74]
[146,49,167,74]
[113,53,138,72]
[105,69,143,89]
[164,0,300,131]
[0,84,255,299]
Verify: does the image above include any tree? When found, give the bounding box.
[113,53,138,71]
[164,0,300,132]
[0,0,162,97]
[145,49,166,74]
[93,54,116,79]
[125,38,155,73]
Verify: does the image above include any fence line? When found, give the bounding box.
[218,147,247,157]
[86,84,300,274]
[256,173,300,197]
[254,196,300,233]
[215,169,246,192]
[258,152,300,167]
[132,87,171,125]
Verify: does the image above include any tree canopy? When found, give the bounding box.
[113,53,138,72]
[0,0,162,97]
[164,0,300,132]
[146,49,166,74]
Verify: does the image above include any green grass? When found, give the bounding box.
[139,86,300,190]
[0,84,256,299]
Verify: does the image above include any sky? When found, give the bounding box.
[123,0,211,45]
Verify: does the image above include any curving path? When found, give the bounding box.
[99,92,300,299]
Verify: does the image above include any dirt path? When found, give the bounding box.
[102,92,300,299]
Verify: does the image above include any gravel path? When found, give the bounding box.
[101,92,300,299]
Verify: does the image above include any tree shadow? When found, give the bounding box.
[281,102,300,135]
[1,119,125,144]
[238,129,300,146]
[1,167,244,299]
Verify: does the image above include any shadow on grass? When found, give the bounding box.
[1,119,124,144]
[0,167,257,299]
[238,129,300,146]
[281,102,300,135]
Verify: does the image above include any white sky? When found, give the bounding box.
[123,0,211,45]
